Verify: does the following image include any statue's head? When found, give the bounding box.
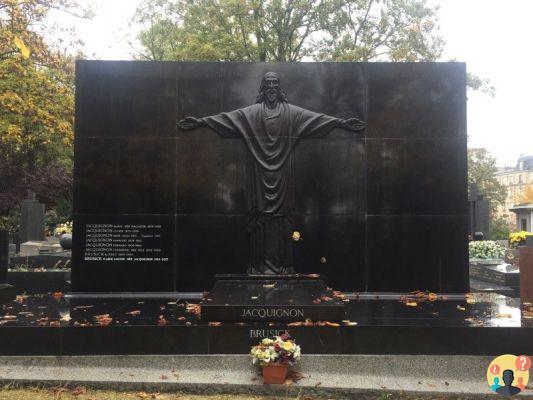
[256,72,287,104]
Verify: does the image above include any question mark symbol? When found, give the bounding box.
[515,355,532,371]
[491,364,500,374]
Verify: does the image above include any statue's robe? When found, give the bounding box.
[201,101,346,274]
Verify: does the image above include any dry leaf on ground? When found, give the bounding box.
[94,314,113,326]
[496,313,512,318]
[287,321,303,326]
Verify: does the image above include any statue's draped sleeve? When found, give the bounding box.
[200,106,259,139]
[290,105,344,139]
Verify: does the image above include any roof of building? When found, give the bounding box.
[496,155,533,175]
[516,155,533,170]
[510,203,533,212]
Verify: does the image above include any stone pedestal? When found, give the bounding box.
[520,247,533,304]
[201,275,346,322]
[469,262,519,286]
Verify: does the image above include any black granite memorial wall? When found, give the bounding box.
[72,61,468,293]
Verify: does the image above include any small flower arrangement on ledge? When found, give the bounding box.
[469,240,505,260]
[250,333,301,384]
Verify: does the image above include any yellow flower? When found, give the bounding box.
[261,338,273,346]
[283,341,294,351]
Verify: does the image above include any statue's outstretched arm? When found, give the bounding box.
[177,110,243,138]
[338,117,366,133]
[296,106,366,139]
[177,116,205,131]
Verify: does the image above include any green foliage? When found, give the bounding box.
[489,217,511,240]
[44,197,72,231]
[315,0,444,62]
[467,72,495,97]
[468,148,507,215]
[469,240,505,260]
[132,0,444,62]
[0,208,20,233]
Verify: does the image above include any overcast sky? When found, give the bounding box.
[48,0,532,167]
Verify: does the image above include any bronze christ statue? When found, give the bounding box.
[178,72,365,275]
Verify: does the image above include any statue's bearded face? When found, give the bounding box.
[264,76,280,103]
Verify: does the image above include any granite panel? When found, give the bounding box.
[366,62,466,139]
[175,215,250,291]
[366,215,469,293]
[74,137,176,215]
[294,138,365,215]
[176,133,250,214]
[293,215,366,291]
[366,138,468,216]
[76,61,177,138]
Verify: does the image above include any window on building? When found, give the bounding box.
[521,218,528,231]
[519,174,523,183]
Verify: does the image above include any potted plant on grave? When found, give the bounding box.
[506,231,533,265]
[250,333,301,384]
[509,231,533,248]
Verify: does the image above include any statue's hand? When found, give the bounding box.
[341,117,366,133]
[177,116,204,130]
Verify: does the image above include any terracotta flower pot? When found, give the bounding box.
[262,363,288,384]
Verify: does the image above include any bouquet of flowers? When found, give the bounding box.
[469,240,505,260]
[250,333,301,366]
[54,221,72,236]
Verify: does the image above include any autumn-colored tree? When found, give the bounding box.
[514,184,533,205]
[0,0,89,230]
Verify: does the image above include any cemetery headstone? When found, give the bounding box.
[72,61,469,295]
[20,191,45,243]
[468,184,490,239]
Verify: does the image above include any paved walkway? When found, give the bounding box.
[0,355,531,398]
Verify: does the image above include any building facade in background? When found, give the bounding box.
[496,155,533,225]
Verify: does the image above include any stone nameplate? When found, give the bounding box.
[240,307,304,319]
[203,304,345,322]
[83,223,169,263]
